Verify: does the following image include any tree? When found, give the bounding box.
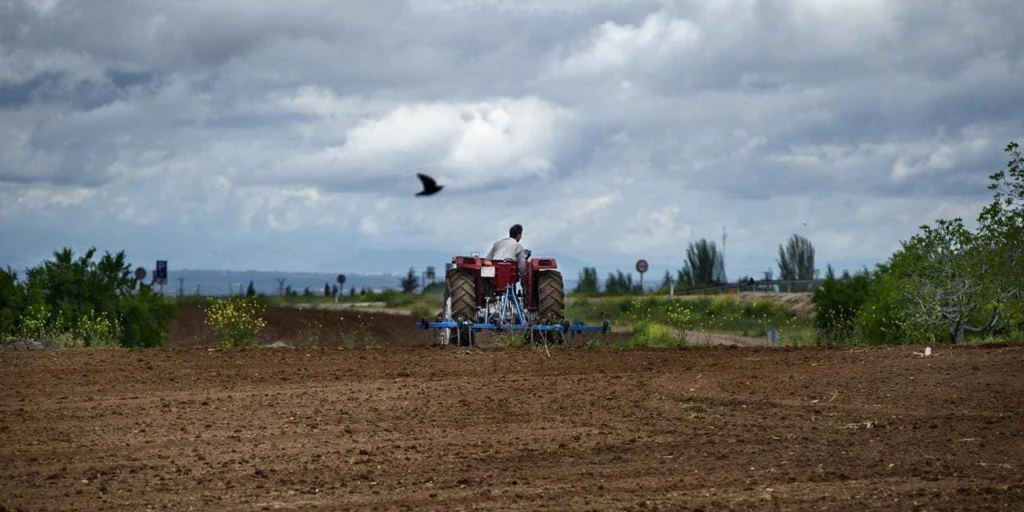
[574,267,599,294]
[400,267,418,293]
[676,267,694,289]
[603,270,641,295]
[682,238,722,287]
[777,234,815,281]
[659,270,673,292]
[7,247,176,347]
[324,283,331,297]
[0,266,26,336]
[977,141,1024,330]
[892,218,1001,344]
[246,280,256,297]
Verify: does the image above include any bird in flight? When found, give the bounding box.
[416,173,443,196]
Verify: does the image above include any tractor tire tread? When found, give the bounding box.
[537,270,564,323]
[447,267,476,322]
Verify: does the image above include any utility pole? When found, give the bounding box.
[722,225,727,264]
[721,225,727,283]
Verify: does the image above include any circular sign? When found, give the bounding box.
[635,259,648,274]
[134,266,147,280]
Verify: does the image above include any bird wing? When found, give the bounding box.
[417,173,437,189]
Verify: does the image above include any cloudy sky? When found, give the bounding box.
[1,0,1022,280]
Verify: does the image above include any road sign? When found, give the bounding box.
[635,259,648,274]
[134,266,147,280]
[155,260,168,284]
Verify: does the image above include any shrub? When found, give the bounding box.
[203,296,268,347]
[74,309,122,347]
[119,285,177,347]
[0,247,178,347]
[811,266,873,343]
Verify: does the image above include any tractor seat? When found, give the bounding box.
[481,259,520,293]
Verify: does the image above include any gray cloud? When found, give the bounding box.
[1,0,1023,276]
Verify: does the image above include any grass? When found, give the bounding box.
[566,294,813,339]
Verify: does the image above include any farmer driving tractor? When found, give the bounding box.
[486,223,531,278]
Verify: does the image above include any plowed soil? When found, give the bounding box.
[3,342,1023,511]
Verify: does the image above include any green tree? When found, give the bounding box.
[246,280,256,297]
[658,270,674,292]
[891,218,1001,344]
[574,267,599,294]
[777,234,816,281]
[603,269,641,295]
[400,267,418,293]
[977,141,1024,332]
[676,267,694,289]
[683,238,720,287]
[811,265,873,342]
[0,266,26,337]
[10,247,176,347]
[324,282,331,297]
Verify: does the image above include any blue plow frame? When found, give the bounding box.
[415,283,611,334]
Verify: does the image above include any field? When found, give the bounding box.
[2,306,1024,511]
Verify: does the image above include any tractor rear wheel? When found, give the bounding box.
[447,267,476,321]
[446,267,477,346]
[537,270,564,323]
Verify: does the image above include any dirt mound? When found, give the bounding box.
[168,305,632,349]
[168,305,437,348]
[2,344,1022,510]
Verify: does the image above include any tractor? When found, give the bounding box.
[416,254,610,346]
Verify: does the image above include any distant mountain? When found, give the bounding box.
[154,268,581,297]
[159,269,406,296]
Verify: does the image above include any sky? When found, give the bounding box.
[1,0,1023,280]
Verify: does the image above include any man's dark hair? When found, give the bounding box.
[509,224,523,238]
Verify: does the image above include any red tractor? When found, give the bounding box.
[448,255,564,320]
[417,253,610,346]
[427,254,565,346]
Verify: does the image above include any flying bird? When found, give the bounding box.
[415,173,443,196]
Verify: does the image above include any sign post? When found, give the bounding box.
[134,266,146,292]
[155,260,168,284]
[154,260,168,294]
[635,259,648,292]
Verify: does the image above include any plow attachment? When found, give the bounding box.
[415,282,611,346]
[415,318,612,347]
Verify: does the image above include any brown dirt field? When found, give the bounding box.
[3,343,1023,511]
